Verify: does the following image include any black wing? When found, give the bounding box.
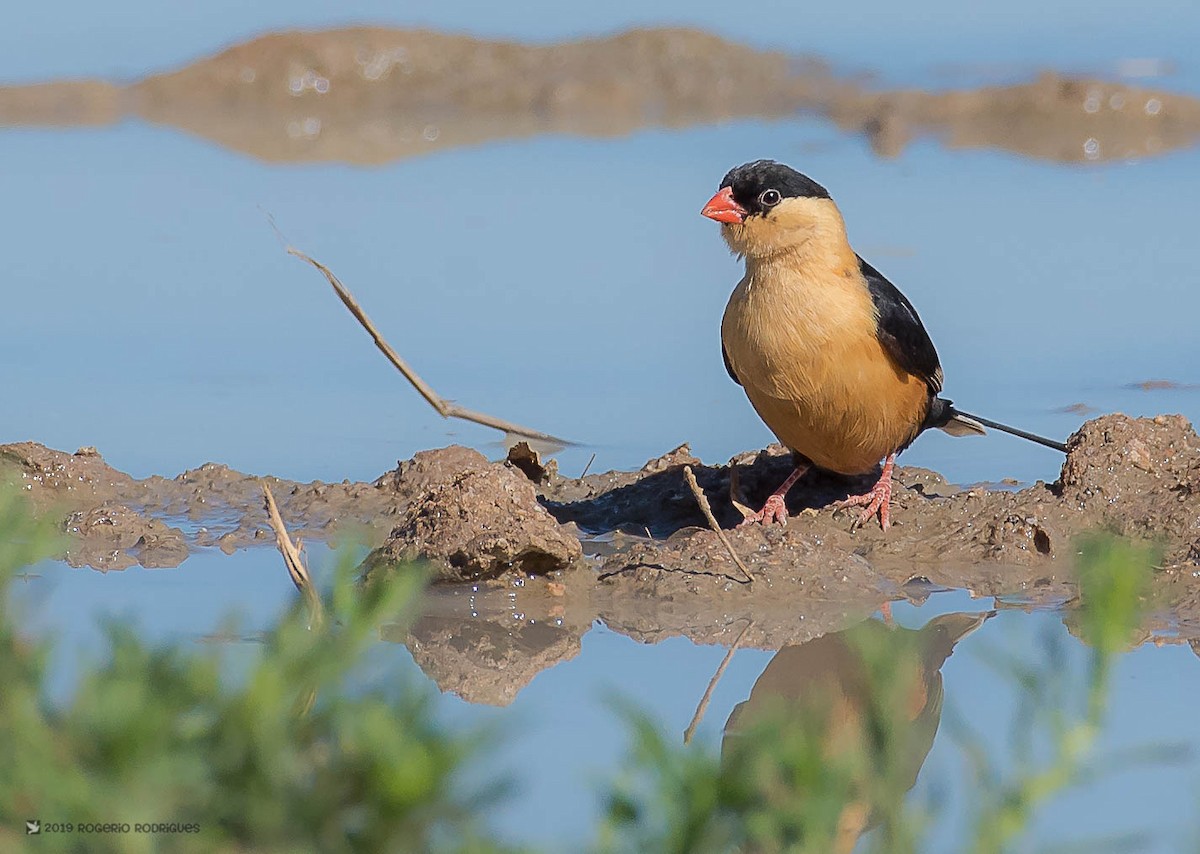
[859,255,943,394]
[722,342,741,385]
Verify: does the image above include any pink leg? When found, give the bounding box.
[833,454,896,531]
[737,460,810,527]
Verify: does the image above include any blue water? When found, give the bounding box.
[3,2,1199,850]
[15,554,1200,851]
[3,123,1197,484]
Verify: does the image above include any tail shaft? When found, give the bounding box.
[951,408,1067,453]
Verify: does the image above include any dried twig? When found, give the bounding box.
[728,465,755,522]
[286,246,569,446]
[683,618,755,744]
[262,482,325,630]
[580,452,597,479]
[683,465,755,584]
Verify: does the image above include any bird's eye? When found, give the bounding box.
[759,189,781,207]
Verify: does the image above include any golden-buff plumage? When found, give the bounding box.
[719,197,929,475]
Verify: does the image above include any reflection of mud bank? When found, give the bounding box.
[1,27,1197,163]
[4,412,1199,706]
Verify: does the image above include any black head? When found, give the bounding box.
[719,160,831,217]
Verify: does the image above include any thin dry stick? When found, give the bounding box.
[286,247,569,446]
[727,464,755,521]
[683,618,755,744]
[683,465,755,584]
[580,452,597,478]
[262,482,325,630]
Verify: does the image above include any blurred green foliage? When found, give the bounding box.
[0,486,1168,853]
[963,536,1159,854]
[597,702,871,854]
[598,537,1160,854]
[598,620,949,854]
[0,490,510,854]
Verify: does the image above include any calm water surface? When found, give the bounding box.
[4,1,1200,850]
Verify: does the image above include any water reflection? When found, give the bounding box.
[2,28,1198,164]
[722,611,991,852]
[399,612,580,707]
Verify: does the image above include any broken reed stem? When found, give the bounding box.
[683,618,754,745]
[683,465,755,584]
[262,482,325,630]
[286,247,569,446]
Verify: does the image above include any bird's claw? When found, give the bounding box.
[833,478,893,531]
[737,494,789,527]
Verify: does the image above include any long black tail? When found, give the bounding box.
[951,407,1068,453]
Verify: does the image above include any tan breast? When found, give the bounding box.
[721,257,929,475]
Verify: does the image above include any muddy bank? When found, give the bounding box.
[0,442,473,570]
[4,413,1199,697]
[1,27,1197,164]
[4,413,1197,580]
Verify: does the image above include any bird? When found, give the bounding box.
[701,159,1066,531]
[722,611,992,853]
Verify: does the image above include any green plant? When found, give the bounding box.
[599,536,1163,854]
[598,618,954,854]
[0,490,511,854]
[963,535,1159,854]
[0,485,1176,853]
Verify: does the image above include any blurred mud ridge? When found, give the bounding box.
[2,27,1197,163]
[4,412,1200,704]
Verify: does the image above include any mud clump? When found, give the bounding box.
[365,458,582,583]
[63,504,188,571]
[1,443,135,510]
[1059,413,1199,543]
[373,445,495,504]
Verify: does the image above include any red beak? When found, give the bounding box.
[701,186,747,224]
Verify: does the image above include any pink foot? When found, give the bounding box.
[736,460,809,527]
[737,493,789,527]
[833,455,895,531]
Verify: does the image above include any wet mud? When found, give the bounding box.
[4,412,1199,705]
[364,447,582,582]
[2,27,1198,164]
